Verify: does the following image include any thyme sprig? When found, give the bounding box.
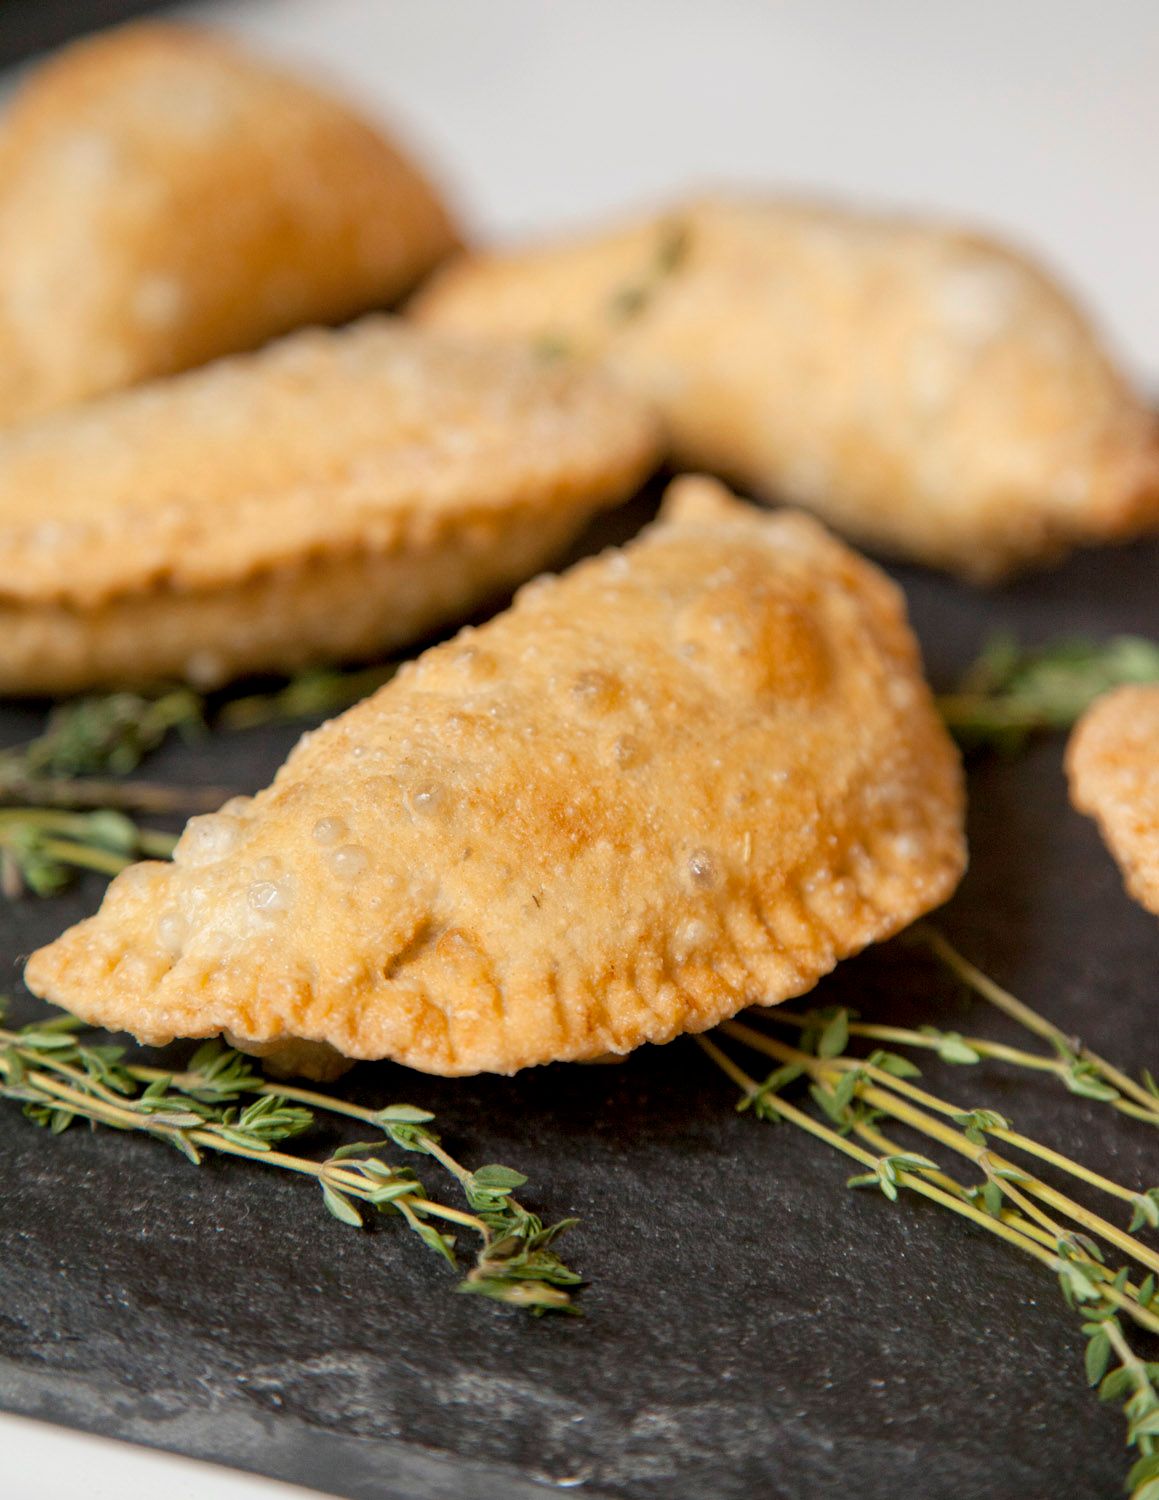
[0,687,205,780]
[0,1012,581,1314]
[939,634,1159,751]
[1,665,399,784]
[217,663,399,732]
[916,926,1159,1125]
[0,808,177,897]
[700,931,1159,1495]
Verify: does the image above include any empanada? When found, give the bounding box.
[415,196,1159,581]
[0,22,458,425]
[1067,685,1159,916]
[0,317,660,693]
[25,477,966,1079]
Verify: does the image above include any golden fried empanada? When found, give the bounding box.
[0,22,458,425]
[0,318,660,693]
[415,197,1159,581]
[1067,685,1159,916]
[25,477,966,1078]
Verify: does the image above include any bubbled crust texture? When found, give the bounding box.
[415,197,1159,582]
[26,478,967,1077]
[1067,686,1159,917]
[0,317,661,690]
[0,22,458,425]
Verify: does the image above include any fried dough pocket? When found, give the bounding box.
[0,318,661,691]
[0,22,459,425]
[27,478,966,1079]
[416,196,1159,581]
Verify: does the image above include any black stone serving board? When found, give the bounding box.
[1,483,1158,1500]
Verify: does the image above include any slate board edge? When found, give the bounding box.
[0,1358,619,1500]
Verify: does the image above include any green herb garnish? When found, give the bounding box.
[2,687,204,779]
[0,1011,581,1314]
[700,926,1159,1497]
[0,662,402,896]
[939,634,1159,751]
[0,808,177,897]
[217,662,399,731]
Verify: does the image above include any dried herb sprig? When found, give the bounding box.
[0,1010,580,1313]
[699,933,1159,1495]
[939,634,1159,752]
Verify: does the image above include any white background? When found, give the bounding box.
[5,2,1157,1497]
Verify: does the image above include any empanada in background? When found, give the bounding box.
[415,196,1159,582]
[0,317,660,693]
[0,23,458,426]
[26,477,966,1080]
[1068,685,1159,916]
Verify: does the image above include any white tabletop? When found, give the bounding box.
[5,2,1157,1496]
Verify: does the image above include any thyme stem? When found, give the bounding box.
[0,1018,581,1312]
[918,927,1159,1120]
[769,1009,1065,1075]
[0,774,232,814]
[695,1036,1077,1275]
[723,1019,1147,1212]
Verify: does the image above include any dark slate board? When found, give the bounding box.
[0,0,180,71]
[2,488,1158,1500]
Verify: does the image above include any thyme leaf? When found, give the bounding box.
[0,688,204,780]
[217,663,399,732]
[0,808,177,896]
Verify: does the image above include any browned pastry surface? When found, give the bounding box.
[0,317,661,692]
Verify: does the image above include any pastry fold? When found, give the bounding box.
[0,318,661,692]
[0,22,458,425]
[26,477,967,1078]
[415,196,1159,581]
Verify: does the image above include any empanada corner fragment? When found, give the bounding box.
[26,477,966,1078]
[1067,684,1159,917]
